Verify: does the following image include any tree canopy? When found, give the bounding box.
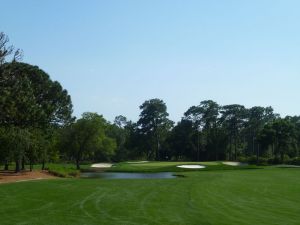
[138,98,173,160]
[0,62,73,128]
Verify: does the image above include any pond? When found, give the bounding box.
[81,172,175,179]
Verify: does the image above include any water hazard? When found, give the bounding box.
[81,172,175,179]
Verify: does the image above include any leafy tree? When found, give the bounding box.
[106,116,130,161]
[167,119,196,160]
[3,127,31,172]
[123,121,147,159]
[184,100,220,161]
[220,104,247,160]
[260,119,297,162]
[61,113,116,169]
[114,115,128,128]
[137,99,174,160]
[0,62,73,128]
[0,127,11,170]
[0,62,73,171]
[244,106,276,162]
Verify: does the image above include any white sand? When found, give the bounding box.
[91,163,113,168]
[222,161,247,166]
[276,164,300,168]
[176,165,206,169]
[126,161,149,164]
[14,178,44,183]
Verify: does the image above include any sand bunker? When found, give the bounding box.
[222,161,247,166]
[276,164,300,168]
[176,165,206,169]
[91,163,113,168]
[0,171,56,184]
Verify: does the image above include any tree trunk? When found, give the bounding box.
[214,127,218,161]
[76,158,80,170]
[21,156,25,170]
[234,143,237,161]
[252,135,255,155]
[15,160,20,173]
[215,139,218,161]
[234,137,237,161]
[4,160,9,170]
[156,136,160,161]
[256,143,260,165]
[30,162,33,172]
[42,160,45,170]
[197,132,200,161]
[229,136,232,160]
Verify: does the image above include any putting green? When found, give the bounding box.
[0,167,299,225]
[107,161,223,172]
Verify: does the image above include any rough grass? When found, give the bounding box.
[0,166,300,225]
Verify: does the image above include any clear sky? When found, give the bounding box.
[1,0,300,122]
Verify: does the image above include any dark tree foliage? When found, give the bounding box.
[137,99,174,160]
[0,62,73,128]
[0,33,73,172]
[184,100,220,161]
[167,119,196,160]
[60,113,116,169]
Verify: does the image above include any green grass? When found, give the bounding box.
[1,165,300,224]
[107,161,259,172]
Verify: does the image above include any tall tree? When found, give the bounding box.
[167,119,197,160]
[184,100,220,160]
[0,62,73,171]
[259,118,297,162]
[220,104,247,160]
[138,99,173,160]
[245,106,276,162]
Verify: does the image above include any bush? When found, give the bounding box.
[289,157,300,165]
[269,157,281,165]
[283,154,291,164]
[243,156,269,165]
[257,157,269,166]
[237,156,248,163]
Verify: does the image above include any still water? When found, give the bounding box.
[81,172,175,179]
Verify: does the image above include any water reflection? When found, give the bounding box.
[81,172,175,179]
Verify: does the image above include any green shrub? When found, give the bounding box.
[289,157,300,165]
[243,156,269,165]
[47,164,80,178]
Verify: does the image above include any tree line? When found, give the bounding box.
[1,32,300,172]
[111,99,300,165]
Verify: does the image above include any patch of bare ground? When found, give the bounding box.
[0,170,57,184]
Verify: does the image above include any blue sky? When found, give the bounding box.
[1,0,300,122]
